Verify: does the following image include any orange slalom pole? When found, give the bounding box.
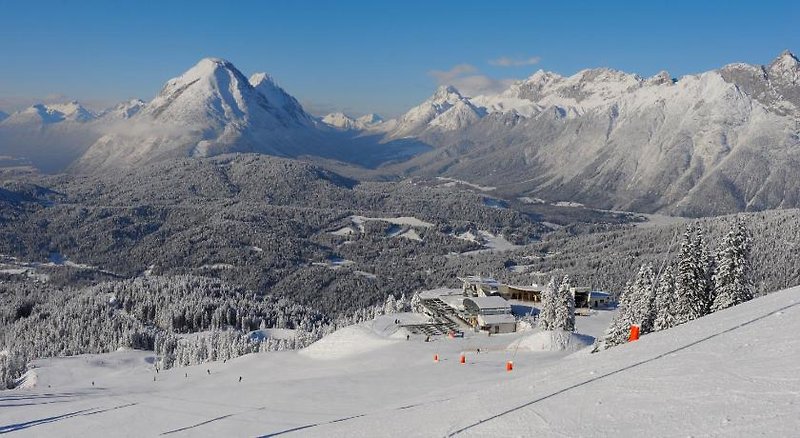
[460,354,466,364]
[506,361,513,372]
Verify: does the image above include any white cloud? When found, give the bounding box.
[428,64,516,96]
[428,64,478,84]
[489,56,542,67]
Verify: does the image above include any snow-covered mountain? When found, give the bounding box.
[322,112,384,130]
[249,72,317,127]
[98,99,146,120]
[0,101,103,172]
[386,85,485,139]
[74,58,331,171]
[1,101,97,126]
[393,50,800,216]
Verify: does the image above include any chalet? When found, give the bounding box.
[574,289,612,308]
[499,284,544,303]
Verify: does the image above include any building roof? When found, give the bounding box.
[505,284,543,292]
[418,287,462,300]
[588,291,612,298]
[441,295,466,311]
[464,296,511,310]
[458,275,501,288]
[477,313,516,326]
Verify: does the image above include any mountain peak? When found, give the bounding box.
[249,72,275,87]
[249,72,314,127]
[321,112,384,130]
[356,113,383,124]
[194,57,236,70]
[770,49,799,72]
[647,70,674,86]
[432,85,463,101]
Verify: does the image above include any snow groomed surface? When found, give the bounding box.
[1,287,798,436]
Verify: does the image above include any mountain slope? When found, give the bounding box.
[73,58,331,172]
[390,51,800,216]
[386,85,486,139]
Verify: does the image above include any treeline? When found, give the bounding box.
[604,221,753,348]
[0,275,328,388]
[0,274,418,388]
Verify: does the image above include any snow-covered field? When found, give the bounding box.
[435,177,496,192]
[457,230,521,255]
[3,287,800,436]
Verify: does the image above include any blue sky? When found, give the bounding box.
[1,0,798,117]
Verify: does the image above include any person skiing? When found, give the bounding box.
[238,376,242,383]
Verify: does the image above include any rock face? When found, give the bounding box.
[388,51,800,217]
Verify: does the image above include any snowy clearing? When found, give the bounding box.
[459,230,521,255]
[350,215,434,229]
[436,177,496,192]
[517,196,547,204]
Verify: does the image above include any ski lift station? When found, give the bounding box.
[419,288,516,334]
[458,276,612,309]
[415,276,614,335]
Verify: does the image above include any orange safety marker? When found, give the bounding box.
[628,324,640,342]
[434,354,439,363]
[459,354,466,364]
[506,361,513,372]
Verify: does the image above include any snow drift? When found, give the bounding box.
[510,329,594,353]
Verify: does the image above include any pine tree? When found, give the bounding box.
[695,226,716,314]
[712,220,754,312]
[605,263,655,347]
[630,263,656,333]
[384,294,397,314]
[537,278,558,331]
[604,281,635,348]
[554,275,575,331]
[410,292,422,313]
[653,264,678,331]
[675,225,705,324]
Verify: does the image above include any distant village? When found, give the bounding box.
[409,276,612,336]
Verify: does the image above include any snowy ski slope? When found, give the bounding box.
[1,287,798,436]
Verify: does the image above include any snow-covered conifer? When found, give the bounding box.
[554,275,575,331]
[537,278,558,330]
[384,294,397,314]
[653,265,678,331]
[712,220,754,312]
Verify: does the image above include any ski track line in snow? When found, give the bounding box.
[0,402,137,434]
[257,397,456,437]
[160,414,235,435]
[446,300,800,436]
[0,408,96,434]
